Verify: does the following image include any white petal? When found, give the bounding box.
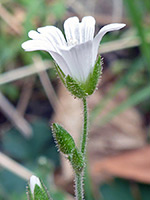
[94,23,126,44]
[58,41,93,82]
[23,28,65,53]
[64,16,96,45]
[48,50,72,76]
[80,16,95,43]
[30,175,41,195]
[93,23,126,65]
[64,16,80,44]
[21,40,52,52]
[22,39,71,76]
[28,30,54,47]
[37,26,67,47]
[23,29,61,52]
[28,30,43,40]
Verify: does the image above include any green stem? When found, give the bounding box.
[75,173,84,200]
[81,97,88,155]
[75,97,88,200]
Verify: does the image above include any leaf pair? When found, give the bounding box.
[52,123,84,174]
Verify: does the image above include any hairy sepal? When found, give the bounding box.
[83,56,102,95]
[65,75,88,98]
[55,57,101,98]
[55,63,66,85]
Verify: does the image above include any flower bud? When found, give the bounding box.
[27,175,51,200]
[30,175,41,196]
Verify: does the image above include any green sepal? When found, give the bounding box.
[34,184,49,200]
[52,123,76,155]
[83,56,102,95]
[55,56,102,98]
[65,75,87,98]
[27,184,34,200]
[68,148,84,174]
[55,63,66,85]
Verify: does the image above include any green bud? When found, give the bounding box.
[83,56,102,95]
[27,175,51,200]
[52,123,76,155]
[65,75,87,98]
[69,148,84,174]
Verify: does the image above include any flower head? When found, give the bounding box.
[22,16,125,81]
[22,16,125,97]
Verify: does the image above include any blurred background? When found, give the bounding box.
[0,0,150,199]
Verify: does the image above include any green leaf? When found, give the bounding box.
[52,123,76,155]
[65,75,87,98]
[52,124,84,174]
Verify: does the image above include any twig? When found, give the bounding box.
[0,152,33,180]
[99,36,140,54]
[0,92,32,137]
[0,60,52,85]
[0,3,22,35]
[33,56,61,113]
[17,77,35,115]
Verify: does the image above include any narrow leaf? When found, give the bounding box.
[52,123,76,155]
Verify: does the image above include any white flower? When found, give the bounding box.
[30,175,41,195]
[22,16,125,83]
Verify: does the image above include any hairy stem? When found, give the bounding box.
[75,173,84,200]
[81,97,88,155]
[75,97,88,200]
